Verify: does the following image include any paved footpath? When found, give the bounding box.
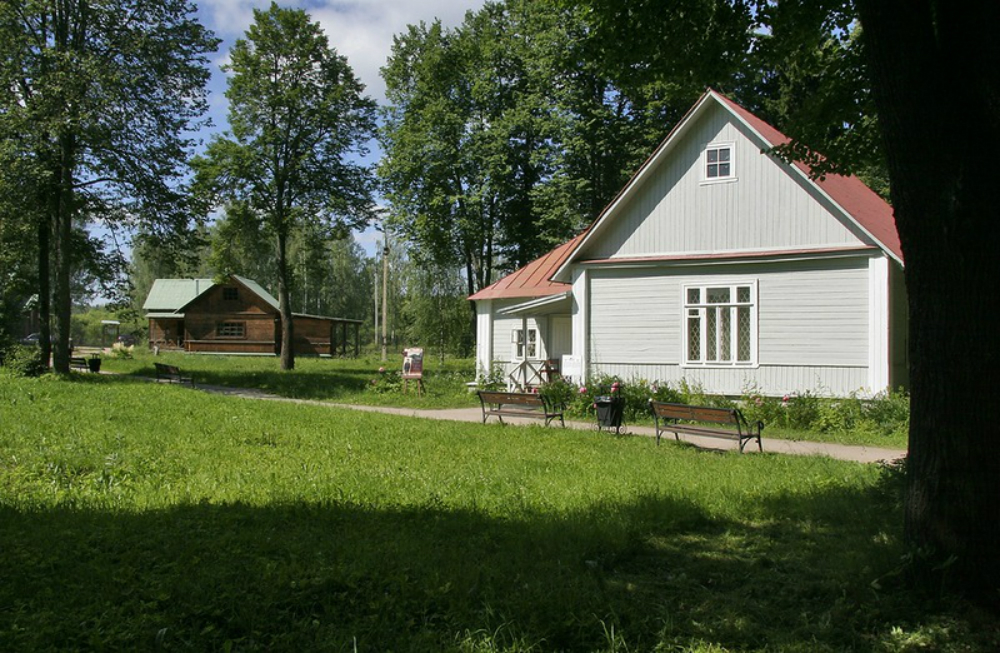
[183,380,905,465]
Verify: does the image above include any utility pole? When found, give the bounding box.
[381,232,389,362]
[373,242,379,347]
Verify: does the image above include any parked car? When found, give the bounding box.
[20,333,73,348]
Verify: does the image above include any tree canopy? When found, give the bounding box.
[0,0,217,370]
[194,2,377,371]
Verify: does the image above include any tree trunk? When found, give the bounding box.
[858,0,1000,598]
[37,203,51,369]
[51,132,75,374]
[276,228,295,371]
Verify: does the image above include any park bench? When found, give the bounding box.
[649,400,763,453]
[69,356,90,372]
[155,362,194,386]
[477,390,565,427]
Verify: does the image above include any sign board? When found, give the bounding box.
[402,348,424,379]
[561,355,582,383]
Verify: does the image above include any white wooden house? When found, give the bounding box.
[470,90,907,397]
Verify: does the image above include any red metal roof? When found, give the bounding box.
[714,92,902,262]
[471,90,902,302]
[468,232,585,301]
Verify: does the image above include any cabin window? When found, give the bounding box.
[683,281,756,366]
[217,321,246,338]
[223,287,239,301]
[511,327,538,360]
[703,142,735,181]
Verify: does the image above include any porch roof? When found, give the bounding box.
[468,232,585,301]
[496,291,571,316]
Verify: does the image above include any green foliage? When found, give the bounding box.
[1,344,46,378]
[0,375,992,651]
[477,362,506,391]
[538,375,574,409]
[70,307,142,348]
[194,2,376,370]
[367,367,403,394]
[105,350,478,410]
[0,0,219,370]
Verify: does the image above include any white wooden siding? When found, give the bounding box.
[582,103,871,261]
[586,256,871,396]
[548,316,573,360]
[588,363,868,397]
[475,300,492,376]
[490,309,545,363]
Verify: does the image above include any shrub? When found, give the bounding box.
[539,376,574,408]
[106,342,135,360]
[477,362,505,391]
[865,387,910,436]
[785,391,821,430]
[740,383,788,429]
[367,367,402,394]
[2,344,47,377]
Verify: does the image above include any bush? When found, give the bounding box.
[477,362,506,391]
[2,344,47,377]
[106,342,135,360]
[539,376,574,408]
[740,383,788,428]
[785,391,821,430]
[367,367,402,394]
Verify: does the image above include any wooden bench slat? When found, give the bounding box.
[155,362,195,386]
[478,391,564,427]
[649,400,763,453]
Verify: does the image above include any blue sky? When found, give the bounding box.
[192,0,487,255]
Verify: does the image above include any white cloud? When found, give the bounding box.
[197,0,486,104]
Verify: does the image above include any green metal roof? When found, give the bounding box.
[146,312,186,319]
[233,275,279,311]
[142,279,214,313]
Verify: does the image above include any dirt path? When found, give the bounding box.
[182,379,906,464]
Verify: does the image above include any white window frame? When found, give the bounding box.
[681,279,758,368]
[510,327,539,361]
[701,141,736,184]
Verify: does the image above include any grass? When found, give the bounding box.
[1,373,995,651]
[101,349,479,408]
[100,350,907,449]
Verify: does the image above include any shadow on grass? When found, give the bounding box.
[4,477,991,652]
[106,358,476,406]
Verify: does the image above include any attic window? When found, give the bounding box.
[703,143,735,182]
[223,287,239,301]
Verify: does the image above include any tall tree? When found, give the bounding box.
[0,0,217,373]
[380,3,560,309]
[856,0,1000,598]
[195,2,376,371]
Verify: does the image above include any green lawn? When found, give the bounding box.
[101,349,479,408]
[1,374,993,651]
[101,351,907,449]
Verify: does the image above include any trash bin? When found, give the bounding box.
[87,356,101,373]
[595,395,624,432]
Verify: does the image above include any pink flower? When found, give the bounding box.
[579,387,587,394]
[378,366,385,373]
[754,397,762,406]
[782,394,790,403]
[532,387,539,394]
[611,382,620,391]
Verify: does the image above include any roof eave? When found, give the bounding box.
[551,89,716,282]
